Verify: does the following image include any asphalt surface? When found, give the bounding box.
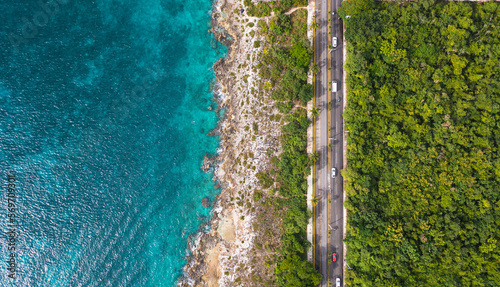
[314,0,344,285]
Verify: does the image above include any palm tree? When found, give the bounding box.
[311,196,320,207]
[311,21,319,31]
[310,107,319,118]
[310,152,319,163]
[310,63,320,75]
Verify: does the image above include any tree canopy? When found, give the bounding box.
[340,0,500,286]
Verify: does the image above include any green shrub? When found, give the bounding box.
[253,190,263,201]
[256,172,274,189]
[276,101,294,114]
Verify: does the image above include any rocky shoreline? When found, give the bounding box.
[178,0,282,285]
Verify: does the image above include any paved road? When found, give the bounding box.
[313,0,344,285]
[329,0,344,284]
[313,0,330,285]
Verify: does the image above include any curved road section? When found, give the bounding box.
[313,0,344,286]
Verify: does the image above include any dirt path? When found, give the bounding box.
[285,6,307,15]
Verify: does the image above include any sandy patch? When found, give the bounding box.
[201,244,222,287]
[218,212,236,242]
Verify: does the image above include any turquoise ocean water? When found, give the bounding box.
[0,0,225,285]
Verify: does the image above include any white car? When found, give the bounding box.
[336,277,341,287]
[332,37,338,48]
[331,168,337,178]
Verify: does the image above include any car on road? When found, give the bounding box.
[332,80,337,92]
[332,253,337,262]
[336,277,341,287]
[332,37,338,47]
[337,97,341,102]
[331,168,336,178]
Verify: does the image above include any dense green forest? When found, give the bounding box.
[241,2,321,285]
[338,0,500,286]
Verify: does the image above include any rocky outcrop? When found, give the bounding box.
[201,154,216,173]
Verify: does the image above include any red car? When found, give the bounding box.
[332,253,337,263]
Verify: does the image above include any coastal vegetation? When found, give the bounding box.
[244,0,308,17]
[239,2,321,286]
[339,0,500,285]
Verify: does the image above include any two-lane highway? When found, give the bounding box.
[314,0,344,285]
[329,1,344,284]
[313,0,330,284]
